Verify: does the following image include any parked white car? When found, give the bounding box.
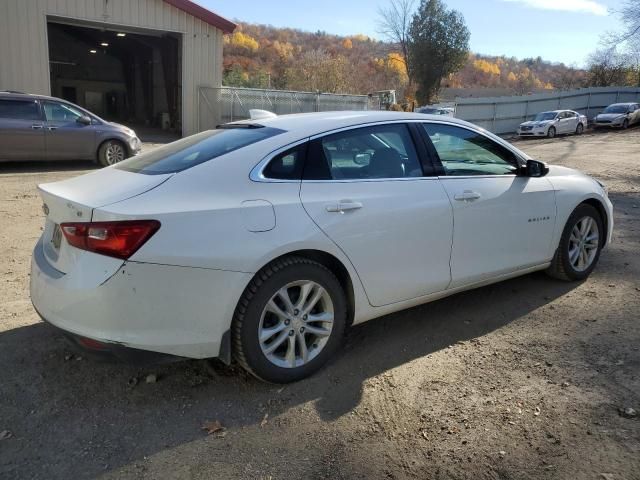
[30,111,613,383]
[594,103,640,129]
[518,110,587,138]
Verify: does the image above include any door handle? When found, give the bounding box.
[31,124,43,130]
[326,201,363,213]
[454,190,481,202]
[47,126,58,131]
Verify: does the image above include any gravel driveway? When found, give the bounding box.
[0,129,638,480]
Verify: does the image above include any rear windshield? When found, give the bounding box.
[116,126,285,175]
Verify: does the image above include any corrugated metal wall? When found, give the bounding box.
[454,87,640,134]
[0,0,224,136]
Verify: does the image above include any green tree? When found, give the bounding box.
[408,0,470,104]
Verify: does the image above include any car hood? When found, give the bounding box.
[105,121,137,136]
[596,113,625,121]
[520,120,552,127]
[545,165,587,178]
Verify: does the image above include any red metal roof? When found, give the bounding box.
[163,0,236,33]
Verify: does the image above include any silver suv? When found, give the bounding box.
[0,91,141,166]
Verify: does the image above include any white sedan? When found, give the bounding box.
[518,110,587,138]
[30,112,613,383]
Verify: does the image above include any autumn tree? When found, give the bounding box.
[587,49,633,86]
[408,0,470,104]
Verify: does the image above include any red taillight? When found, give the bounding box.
[60,220,160,260]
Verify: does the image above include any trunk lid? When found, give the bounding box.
[38,167,172,273]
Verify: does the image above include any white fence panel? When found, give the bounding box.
[454,87,640,134]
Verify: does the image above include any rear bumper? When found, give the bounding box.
[30,237,252,359]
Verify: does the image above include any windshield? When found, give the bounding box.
[603,105,629,114]
[534,112,557,121]
[116,126,285,175]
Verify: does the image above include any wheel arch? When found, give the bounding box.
[581,197,609,247]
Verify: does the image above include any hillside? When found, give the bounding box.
[223,22,588,103]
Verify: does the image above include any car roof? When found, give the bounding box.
[608,102,635,106]
[227,111,477,137]
[0,91,69,103]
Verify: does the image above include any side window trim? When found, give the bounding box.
[419,122,522,178]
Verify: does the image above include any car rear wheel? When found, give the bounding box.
[98,140,127,167]
[546,204,603,281]
[232,256,347,383]
[576,123,584,135]
[547,126,556,138]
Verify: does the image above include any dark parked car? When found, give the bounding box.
[0,91,140,166]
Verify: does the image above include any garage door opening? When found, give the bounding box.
[47,20,182,140]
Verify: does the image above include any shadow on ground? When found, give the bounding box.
[0,269,578,478]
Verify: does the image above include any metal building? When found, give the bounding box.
[0,0,235,136]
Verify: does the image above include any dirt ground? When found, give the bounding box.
[0,128,639,480]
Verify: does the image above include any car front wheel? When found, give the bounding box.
[546,204,603,281]
[576,123,584,135]
[98,140,127,167]
[622,119,629,130]
[232,257,347,383]
[547,126,556,138]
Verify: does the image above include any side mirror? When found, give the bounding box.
[524,159,549,178]
[353,152,371,166]
[76,115,91,125]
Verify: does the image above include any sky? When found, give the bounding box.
[199,0,623,67]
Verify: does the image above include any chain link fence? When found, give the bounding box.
[198,86,371,131]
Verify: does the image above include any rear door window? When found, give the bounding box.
[116,125,286,175]
[304,124,423,180]
[0,99,41,120]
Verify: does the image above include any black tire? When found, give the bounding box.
[98,140,127,167]
[547,126,556,138]
[546,204,604,281]
[232,256,347,383]
[576,123,584,135]
[622,119,629,130]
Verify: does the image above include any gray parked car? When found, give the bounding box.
[594,102,640,130]
[0,91,141,166]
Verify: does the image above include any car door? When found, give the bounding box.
[299,123,453,307]
[42,100,96,160]
[558,111,571,133]
[566,111,579,133]
[0,97,46,160]
[420,122,557,288]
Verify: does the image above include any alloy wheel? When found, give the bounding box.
[568,216,599,272]
[258,280,334,369]
[105,143,125,165]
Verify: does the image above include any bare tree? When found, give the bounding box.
[618,0,640,43]
[587,49,631,86]
[377,0,416,85]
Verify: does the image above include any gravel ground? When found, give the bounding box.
[0,128,638,480]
